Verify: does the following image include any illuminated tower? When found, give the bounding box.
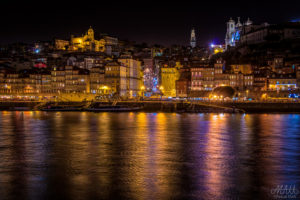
[190,28,196,48]
[87,26,95,41]
[225,18,236,49]
[236,17,242,28]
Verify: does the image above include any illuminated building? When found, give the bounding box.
[214,59,224,75]
[225,17,251,49]
[191,65,214,91]
[226,18,300,48]
[176,67,190,97]
[103,36,119,56]
[191,66,203,91]
[231,64,253,74]
[55,27,106,52]
[64,66,90,93]
[214,60,229,87]
[40,74,52,93]
[210,44,225,54]
[244,75,254,89]
[214,74,230,88]
[240,22,300,45]
[268,74,297,91]
[160,64,180,97]
[118,57,143,97]
[229,73,245,91]
[0,70,51,94]
[55,39,69,50]
[0,62,141,97]
[90,67,105,94]
[104,62,128,96]
[253,76,268,91]
[190,28,196,48]
[70,27,105,52]
[51,67,65,93]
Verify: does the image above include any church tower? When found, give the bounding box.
[225,18,236,49]
[190,28,196,48]
[87,26,95,41]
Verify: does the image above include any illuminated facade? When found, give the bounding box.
[90,67,105,94]
[160,63,180,97]
[70,27,105,52]
[190,28,196,48]
[268,74,297,91]
[191,66,214,91]
[176,67,191,97]
[231,64,253,74]
[55,27,106,52]
[55,39,69,50]
[105,62,128,96]
[225,17,251,49]
[118,58,143,97]
[210,44,225,54]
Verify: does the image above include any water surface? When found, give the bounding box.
[0,112,299,200]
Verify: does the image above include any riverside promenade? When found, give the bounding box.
[1,100,300,113]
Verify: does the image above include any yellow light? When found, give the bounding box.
[140,86,145,90]
[159,86,164,90]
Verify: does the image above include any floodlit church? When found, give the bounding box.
[55,27,106,52]
[70,27,105,52]
[225,17,253,49]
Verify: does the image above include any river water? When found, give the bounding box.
[0,112,299,200]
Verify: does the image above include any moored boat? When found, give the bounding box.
[86,105,143,112]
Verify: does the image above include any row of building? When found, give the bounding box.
[161,59,300,98]
[0,57,143,98]
[225,17,300,48]
[1,21,300,100]
[1,56,300,99]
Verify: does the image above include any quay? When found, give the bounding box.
[1,100,300,113]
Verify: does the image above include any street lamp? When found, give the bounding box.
[159,86,164,100]
[140,86,145,98]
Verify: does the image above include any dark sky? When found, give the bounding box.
[1,0,300,46]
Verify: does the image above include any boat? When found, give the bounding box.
[40,106,83,111]
[9,107,31,111]
[86,105,143,112]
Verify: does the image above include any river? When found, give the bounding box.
[0,112,299,199]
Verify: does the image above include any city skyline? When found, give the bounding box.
[1,2,300,199]
[1,0,300,46]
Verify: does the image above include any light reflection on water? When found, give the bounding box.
[0,112,300,200]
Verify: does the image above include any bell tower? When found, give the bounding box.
[225,18,236,49]
[190,28,196,48]
[87,26,94,41]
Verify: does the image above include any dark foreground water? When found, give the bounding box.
[0,112,300,200]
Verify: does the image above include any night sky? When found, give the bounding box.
[1,0,300,46]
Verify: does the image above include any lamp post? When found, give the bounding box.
[100,85,109,100]
[159,86,164,100]
[140,86,145,100]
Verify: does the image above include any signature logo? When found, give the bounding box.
[271,185,300,199]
